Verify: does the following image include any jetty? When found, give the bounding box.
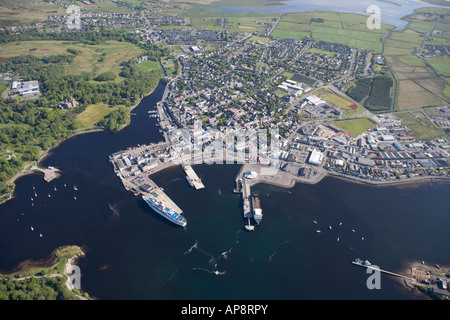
[352,259,415,282]
[182,165,205,190]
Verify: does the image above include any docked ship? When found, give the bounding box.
[143,196,187,227]
[251,193,263,224]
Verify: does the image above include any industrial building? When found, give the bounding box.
[308,149,324,166]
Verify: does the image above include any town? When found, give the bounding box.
[2,2,449,186]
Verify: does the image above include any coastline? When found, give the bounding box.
[233,162,450,192]
[0,81,162,206]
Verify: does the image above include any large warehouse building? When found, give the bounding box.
[308,149,324,166]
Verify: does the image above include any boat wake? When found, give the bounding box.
[108,203,120,223]
[184,240,233,276]
[269,239,293,262]
[192,267,226,276]
[183,240,199,256]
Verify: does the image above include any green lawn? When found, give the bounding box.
[329,117,376,137]
[135,60,160,72]
[74,103,120,128]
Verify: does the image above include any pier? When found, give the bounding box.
[352,260,415,282]
[120,173,183,214]
[182,165,205,190]
[241,178,252,218]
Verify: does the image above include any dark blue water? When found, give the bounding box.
[1,82,449,300]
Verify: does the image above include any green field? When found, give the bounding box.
[307,48,337,58]
[74,103,121,128]
[328,117,376,137]
[272,11,393,52]
[135,60,160,72]
[386,55,448,110]
[396,112,447,140]
[0,40,144,80]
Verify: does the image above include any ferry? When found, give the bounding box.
[143,196,187,227]
[251,193,263,224]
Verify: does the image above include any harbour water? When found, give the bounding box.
[0,82,449,300]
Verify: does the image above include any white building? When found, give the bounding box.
[308,149,324,166]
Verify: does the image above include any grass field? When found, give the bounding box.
[0,40,144,80]
[316,90,356,110]
[135,60,160,72]
[74,103,121,128]
[272,11,393,52]
[395,112,447,140]
[386,55,449,110]
[328,117,376,137]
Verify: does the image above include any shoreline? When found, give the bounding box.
[233,162,450,191]
[0,81,162,207]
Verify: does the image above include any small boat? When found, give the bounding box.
[313,220,318,224]
[30,226,34,231]
[316,230,322,233]
[337,237,339,242]
[421,261,425,265]
[435,264,440,269]
[74,196,77,200]
[74,185,78,191]
[48,194,51,198]
[352,229,355,233]
[54,186,57,191]
[31,197,33,201]
[64,184,67,187]
[39,233,43,238]
[329,226,332,230]
[361,237,364,240]
[339,222,343,226]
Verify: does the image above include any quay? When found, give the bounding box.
[182,165,205,190]
[109,143,184,217]
[120,172,183,214]
[352,259,415,282]
[31,165,61,183]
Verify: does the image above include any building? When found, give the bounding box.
[380,135,395,141]
[12,80,40,97]
[393,141,405,151]
[308,149,324,166]
[306,95,326,107]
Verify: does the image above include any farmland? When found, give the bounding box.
[272,11,393,52]
[382,9,450,111]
